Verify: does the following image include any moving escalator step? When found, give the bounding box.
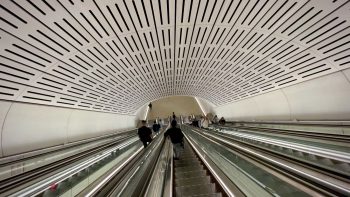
[174,140,222,197]
[175,170,207,179]
[175,183,218,196]
[175,176,211,187]
[175,165,204,173]
[334,162,350,171]
[175,160,202,168]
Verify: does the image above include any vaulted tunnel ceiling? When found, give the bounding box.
[0,0,350,114]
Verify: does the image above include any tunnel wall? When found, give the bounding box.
[147,96,202,120]
[135,103,148,121]
[195,97,216,116]
[214,69,350,121]
[0,101,136,157]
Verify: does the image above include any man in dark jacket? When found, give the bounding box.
[152,121,160,133]
[138,120,152,148]
[164,120,184,160]
[219,117,226,125]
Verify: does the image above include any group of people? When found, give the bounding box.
[137,112,184,160]
[190,116,209,128]
[190,115,226,128]
[137,112,225,160]
[137,120,161,148]
[212,115,226,125]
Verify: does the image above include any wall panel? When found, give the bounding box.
[215,69,350,121]
[215,97,259,120]
[147,96,202,119]
[0,101,136,157]
[0,101,12,157]
[283,72,350,120]
[195,97,216,116]
[2,103,71,156]
[253,90,291,121]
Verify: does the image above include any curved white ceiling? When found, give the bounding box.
[0,0,349,114]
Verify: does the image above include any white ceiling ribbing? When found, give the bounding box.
[0,0,349,114]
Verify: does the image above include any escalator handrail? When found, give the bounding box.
[105,133,165,196]
[183,126,246,197]
[227,120,350,127]
[143,137,173,197]
[194,127,350,196]
[214,128,350,163]
[84,146,144,196]
[217,124,350,140]
[0,128,137,166]
[9,137,139,197]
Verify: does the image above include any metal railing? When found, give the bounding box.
[144,137,173,197]
[9,137,140,197]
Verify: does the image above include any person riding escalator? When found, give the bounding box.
[138,120,152,148]
[164,120,184,160]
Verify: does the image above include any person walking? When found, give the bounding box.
[192,117,199,127]
[202,115,209,129]
[219,117,226,125]
[152,120,160,133]
[212,115,219,124]
[198,116,203,128]
[164,120,184,160]
[138,120,152,148]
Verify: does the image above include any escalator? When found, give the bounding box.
[209,126,350,179]
[184,125,350,196]
[87,128,243,197]
[174,140,222,196]
[67,125,350,197]
[0,130,139,197]
[0,121,244,196]
[9,123,348,197]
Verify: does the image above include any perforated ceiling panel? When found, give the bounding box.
[0,0,350,114]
